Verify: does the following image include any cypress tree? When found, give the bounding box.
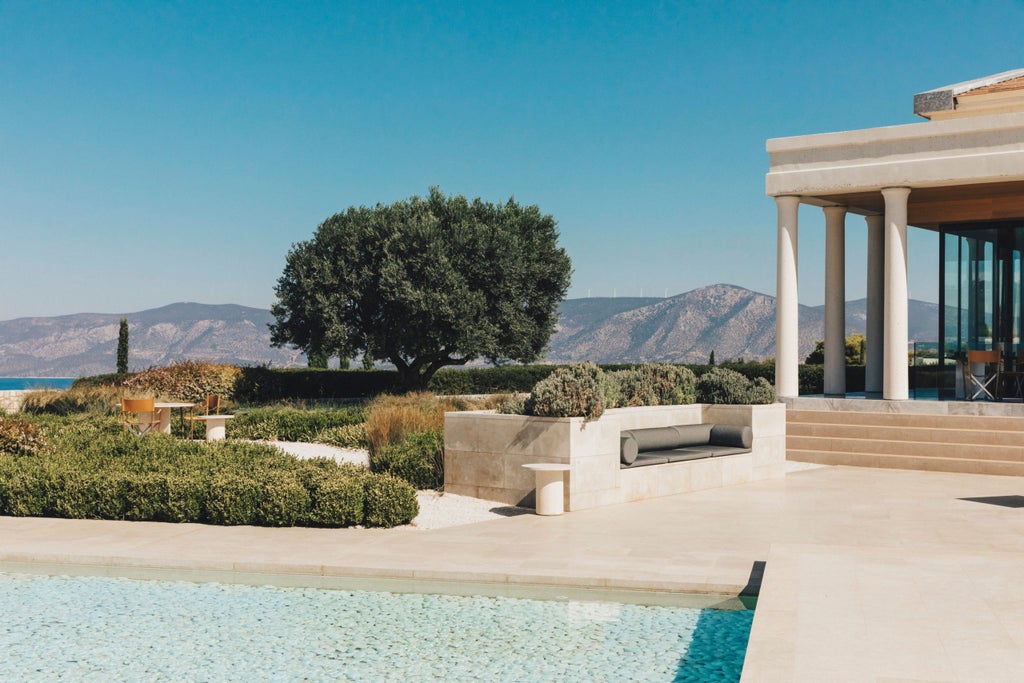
[116,318,129,374]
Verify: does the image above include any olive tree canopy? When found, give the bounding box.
[270,188,572,389]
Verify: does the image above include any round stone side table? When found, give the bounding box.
[522,463,571,515]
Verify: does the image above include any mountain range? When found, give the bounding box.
[0,285,939,376]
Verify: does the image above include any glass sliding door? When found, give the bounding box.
[939,222,1024,398]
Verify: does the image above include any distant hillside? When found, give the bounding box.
[0,303,305,376]
[0,287,939,376]
[546,284,938,363]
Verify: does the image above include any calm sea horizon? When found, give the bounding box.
[0,378,75,391]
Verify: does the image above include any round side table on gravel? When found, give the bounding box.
[522,463,571,516]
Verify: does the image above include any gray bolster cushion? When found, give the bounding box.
[710,424,753,449]
[627,427,687,452]
[671,423,714,447]
[620,435,639,465]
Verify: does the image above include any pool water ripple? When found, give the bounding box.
[0,573,751,682]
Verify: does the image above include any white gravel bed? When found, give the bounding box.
[259,440,370,467]
[261,441,531,529]
[411,491,531,530]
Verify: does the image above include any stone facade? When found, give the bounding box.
[444,403,786,511]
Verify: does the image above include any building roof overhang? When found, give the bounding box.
[766,110,1024,229]
[915,69,1024,120]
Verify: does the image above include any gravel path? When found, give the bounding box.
[260,441,531,529]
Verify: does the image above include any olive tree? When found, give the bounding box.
[270,188,572,389]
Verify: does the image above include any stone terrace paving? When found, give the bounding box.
[2,465,1023,682]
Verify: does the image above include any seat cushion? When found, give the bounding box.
[623,427,685,452]
[710,424,753,450]
[622,454,669,468]
[620,435,639,465]
[671,423,714,447]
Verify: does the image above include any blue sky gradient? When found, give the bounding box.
[2,1,1023,319]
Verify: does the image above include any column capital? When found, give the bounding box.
[774,195,801,208]
[881,186,912,201]
[822,205,848,218]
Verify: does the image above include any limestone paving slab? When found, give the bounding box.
[2,465,1023,680]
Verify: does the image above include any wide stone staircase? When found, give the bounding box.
[787,408,1024,476]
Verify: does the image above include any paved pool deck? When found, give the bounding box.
[2,465,1023,682]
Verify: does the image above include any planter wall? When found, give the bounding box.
[444,403,786,511]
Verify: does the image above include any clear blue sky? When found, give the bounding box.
[2,1,1021,320]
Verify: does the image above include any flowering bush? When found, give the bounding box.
[122,361,242,402]
[0,416,48,455]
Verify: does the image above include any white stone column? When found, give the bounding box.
[865,214,884,398]
[882,187,911,400]
[775,195,801,398]
[823,206,847,396]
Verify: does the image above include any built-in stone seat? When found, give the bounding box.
[620,423,753,468]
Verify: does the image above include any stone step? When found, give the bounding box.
[787,409,1024,432]
[787,422,1024,447]
[787,448,1024,477]
[787,434,1024,463]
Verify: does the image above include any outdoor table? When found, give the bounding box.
[154,402,195,436]
[189,414,235,441]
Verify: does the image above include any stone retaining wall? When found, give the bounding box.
[0,390,31,414]
[444,403,786,511]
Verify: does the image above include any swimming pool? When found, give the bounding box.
[0,572,752,682]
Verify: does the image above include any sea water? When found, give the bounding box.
[0,573,753,682]
[0,377,75,391]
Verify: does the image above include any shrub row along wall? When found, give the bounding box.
[73,362,875,402]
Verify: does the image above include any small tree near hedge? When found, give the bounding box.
[116,318,129,374]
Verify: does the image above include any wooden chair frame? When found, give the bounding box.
[121,397,163,435]
[189,395,222,439]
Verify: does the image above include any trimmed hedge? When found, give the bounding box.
[0,418,417,528]
[232,365,563,402]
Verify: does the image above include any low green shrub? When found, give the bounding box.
[612,364,696,407]
[362,473,419,528]
[227,407,365,442]
[301,462,367,527]
[747,377,777,405]
[0,417,417,528]
[696,367,776,404]
[315,423,369,449]
[496,396,527,414]
[372,430,444,490]
[525,362,606,420]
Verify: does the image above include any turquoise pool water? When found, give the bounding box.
[0,573,752,682]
